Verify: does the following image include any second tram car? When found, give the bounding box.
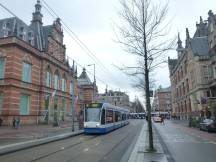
[84,103,129,134]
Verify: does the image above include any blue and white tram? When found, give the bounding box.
[84,103,129,134]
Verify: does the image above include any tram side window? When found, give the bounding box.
[115,111,118,122]
[106,110,113,123]
[118,112,122,121]
[122,114,126,121]
[101,109,105,125]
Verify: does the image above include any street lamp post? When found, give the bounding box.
[70,79,75,132]
[87,64,95,103]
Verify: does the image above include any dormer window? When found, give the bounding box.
[2,22,10,37]
[19,27,26,41]
[19,34,23,39]
[2,23,6,29]
[19,27,24,32]
[3,31,8,37]
[28,32,34,46]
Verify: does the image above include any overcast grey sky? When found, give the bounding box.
[0,0,216,101]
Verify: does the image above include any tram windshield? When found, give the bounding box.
[85,108,101,122]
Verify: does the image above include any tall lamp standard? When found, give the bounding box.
[87,64,95,103]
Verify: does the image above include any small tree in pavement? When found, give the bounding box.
[115,0,175,151]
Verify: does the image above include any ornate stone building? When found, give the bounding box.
[168,11,216,119]
[0,0,77,125]
[77,68,97,111]
[97,90,130,110]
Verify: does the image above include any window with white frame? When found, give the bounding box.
[22,62,32,83]
[70,81,74,95]
[46,67,52,87]
[0,57,5,79]
[202,65,212,83]
[0,95,3,114]
[61,76,66,92]
[20,94,30,115]
[54,72,59,89]
[214,66,216,78]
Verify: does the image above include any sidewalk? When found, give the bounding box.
[128,121,168,162]
[170,119,216,142]
[171,119,189,127]
[0,122,83,155]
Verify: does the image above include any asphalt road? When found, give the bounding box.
[0,120,144,162]
[154,120,216,162]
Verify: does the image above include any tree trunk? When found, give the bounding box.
[142,1,154,150]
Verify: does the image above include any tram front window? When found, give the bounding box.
[85,108,100,122]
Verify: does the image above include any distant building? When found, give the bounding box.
[168,10,216,119]
[97,90,130,109]
[77,68,97,111]
[0,1,77,125]
[152,87,171,112]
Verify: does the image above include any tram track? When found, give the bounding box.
[98,133,131,162]
[21,135,99,162]
[1,120,143,162]
[67,124,136,162]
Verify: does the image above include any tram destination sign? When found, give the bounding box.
[86,103,103,108]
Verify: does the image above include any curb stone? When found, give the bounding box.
[0,130,83,156]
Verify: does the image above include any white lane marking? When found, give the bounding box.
[95,142,100,146]
[83,148,89,152]
[61,147,65,150]
[208,141,216,145]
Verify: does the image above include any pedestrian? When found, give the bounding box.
[146,116,148,122]
[0,117,3,126]
[12,117,16,128]
[15,117,20,129]
[161,116,165,125]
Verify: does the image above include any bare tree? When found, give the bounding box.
[115,0,175,151]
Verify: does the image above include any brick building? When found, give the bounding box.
[0,0,78,125]
[152,87,171,112]
[168,11,216,119]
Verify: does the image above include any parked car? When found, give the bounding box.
[153,116,162,122]
[199,119,216,132]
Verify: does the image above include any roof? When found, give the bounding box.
[191,36,209,56]
[78,68,92,86]
[157,87,171,93]
[0,1,62,52]
[42,25,52,50]
[168,58,178,72]
[0,17,35,41]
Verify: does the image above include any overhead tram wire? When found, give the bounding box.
[42,4,117,90]
[40,3,118,91]
[68,56,118,91]
[40,0,123,85]
[41,0,109,70]
[42,2,99,67]
[0,2,121,91]
[0,3,17,17]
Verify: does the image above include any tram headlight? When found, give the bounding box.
[96,123,100,127]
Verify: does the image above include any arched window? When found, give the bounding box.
[61,74,66,92]
[45,66,52,87]
[54,70,60,90]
